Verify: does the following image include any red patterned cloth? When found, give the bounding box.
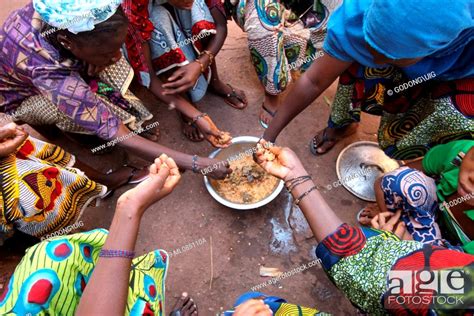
[122,0,218,85]
[383,245,474,315]
[432,78,474,118]
[321,223,367,257]
[122,0,155,86]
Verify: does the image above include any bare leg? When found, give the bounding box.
[259,92,280,126]
[157,72,204,142]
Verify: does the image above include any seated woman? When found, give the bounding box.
[0,123,148,244]
[358,140,474,253]
[263,0,473,160]
[224,0,341,128]
[0,0,231,179]
[252,140,473,314]
[0,155,199,316]
[123,0,246,142]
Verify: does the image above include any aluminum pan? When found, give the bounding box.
[204,136,284,210]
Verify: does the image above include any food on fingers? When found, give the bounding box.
[216,131,232,146]
[210,155,278,204]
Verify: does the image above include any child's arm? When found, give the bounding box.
[161,7,227,95]
[206,6,228,57]
[262,53,351,142]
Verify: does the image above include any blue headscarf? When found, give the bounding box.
[323,0,474,80]
[33,0,123,34]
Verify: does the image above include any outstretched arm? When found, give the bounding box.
[255,141,343,241]
[114,124,232,179]
[76,155,180,315]
[263,53,351,142]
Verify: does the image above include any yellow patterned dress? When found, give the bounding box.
[0,229,168,315]
[0,136,106,243]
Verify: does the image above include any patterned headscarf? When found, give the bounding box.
[33,0,123,34]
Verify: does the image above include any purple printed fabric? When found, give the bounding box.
[0,3,119,140]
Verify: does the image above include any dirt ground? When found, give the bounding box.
[0,2,381,315]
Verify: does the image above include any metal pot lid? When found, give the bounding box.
[336,141,400,201]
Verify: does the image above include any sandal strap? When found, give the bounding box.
[225,84,246,103]
[123,165,138,183]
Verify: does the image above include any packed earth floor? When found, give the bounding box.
[0,1,382,314]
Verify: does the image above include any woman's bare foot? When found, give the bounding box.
[209,79,247,109]
[170,292,198,316]
[180,114,204,142]
[358,203,381,226]
[310,123,358,155]
[259,93,279,128]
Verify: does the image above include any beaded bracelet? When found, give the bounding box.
[294,185,318,205]
[194,59,205,73]
[199,50,214,65]
[192,155,199,173]
[99,249,135,259]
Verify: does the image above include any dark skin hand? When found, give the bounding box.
[115,123,232,179]
[0,123,29,157]
[77,155,181,315]
[161,4,228,95]
[255,140,343,240]
[143,42,231,148]
[55,21,231,176]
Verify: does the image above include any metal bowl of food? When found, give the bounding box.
[336,141,400,201]
[204,136,284,210]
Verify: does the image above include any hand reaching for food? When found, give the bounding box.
[200,157,233,179]
[193,113,232,148]
[0,123,29,158]
[254,139,305,181]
